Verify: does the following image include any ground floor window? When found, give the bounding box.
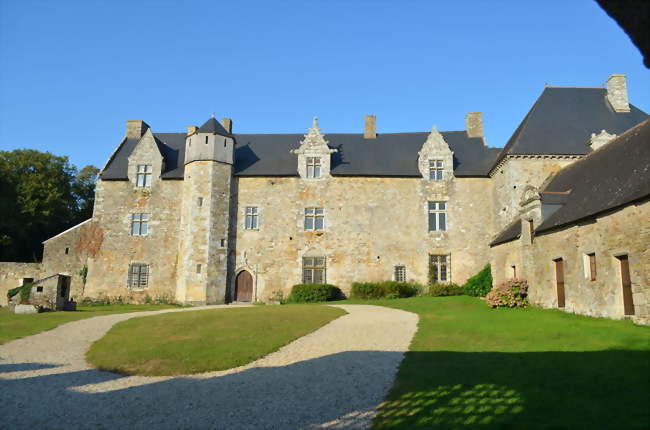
[303,257,326,283]
[128,263,149,289]
[394,265,406,282]
[429,254,449,282]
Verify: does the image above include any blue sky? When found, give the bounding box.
[1,0,648,170]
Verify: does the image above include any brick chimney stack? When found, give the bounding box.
[606,74,631,113]
[364,115,376,139]
[126,120,150,139]
[465,112,484,138]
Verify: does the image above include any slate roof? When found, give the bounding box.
[489,218,522,247]
[491,87,648,170]
[535,118,650,233]
[198,117,231,136]
[101,130,501,179]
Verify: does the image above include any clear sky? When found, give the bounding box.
[1,0,648,170]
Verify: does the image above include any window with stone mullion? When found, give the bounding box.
[429,160,444,180]
[128,264,149,289]
[304,207,324,230]
[131,213,149,236]
[430,255,449,282]
[136,164,152,187]
[428,201,446,231]
[306,157,321,178]
[245,207,258,229]
[303,257,326,284]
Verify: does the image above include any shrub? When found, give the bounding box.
[464,264,493,297]
[486,279,529,308]
[7,286,22,302]
[288,284,344,303]
[428,282,464,297]
[20,283,32,303]
[349,281,419,300]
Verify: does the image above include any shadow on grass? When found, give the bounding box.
[1,350,648,429]
[375,350,650,429]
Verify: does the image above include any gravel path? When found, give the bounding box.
[0,304,418,429]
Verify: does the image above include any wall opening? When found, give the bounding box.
[617,255,634,315]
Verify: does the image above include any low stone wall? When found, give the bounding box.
[0,262,42,306]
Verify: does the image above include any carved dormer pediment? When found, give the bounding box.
[127,128,164,188]
[589,129,617,151]
[291,117,337,179]
[417,126,454,180]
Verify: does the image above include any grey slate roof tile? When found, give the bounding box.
[489,218,522,247]
[536,118,650,233]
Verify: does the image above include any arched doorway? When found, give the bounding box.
[235,270,253,302]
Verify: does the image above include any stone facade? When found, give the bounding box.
[491,199,650,325]
[0,262,41,306]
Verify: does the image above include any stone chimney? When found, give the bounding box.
[187,125,198,135]
[126,120,150,139]
[221,118,233,134]
[606,74,630,112]
[465,112,484,138]
[364,115,376,139]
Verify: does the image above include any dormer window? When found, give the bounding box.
[306,157,321,178]
[429,160,444,180]
[136,165,152,187]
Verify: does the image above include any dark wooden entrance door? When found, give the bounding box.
[554,259,565,308]
[618,255,635,315]
[235,271,253,302]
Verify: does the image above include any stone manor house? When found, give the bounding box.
[1,74,648,324]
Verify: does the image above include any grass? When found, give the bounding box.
[345,296,650,430]
[86,305,346,376]
[0,304,182,345]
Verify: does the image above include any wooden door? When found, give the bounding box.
[618,256,635,315]
[235,271,253,302]
[554,259,565,308]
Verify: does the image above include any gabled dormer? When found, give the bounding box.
[185,117,234,166]
[291,117,337,179]
[127,125,164,188]
[417,126,454,181]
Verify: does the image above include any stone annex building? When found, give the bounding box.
[1,74,649,324]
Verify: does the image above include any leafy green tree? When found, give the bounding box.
[0,149,97,261]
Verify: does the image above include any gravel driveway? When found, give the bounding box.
[0,304,417,429]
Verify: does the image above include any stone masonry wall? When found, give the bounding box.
[0,262,41,306]
[491,157,580,230]
[491,199,650,325]
[229,175,494,301]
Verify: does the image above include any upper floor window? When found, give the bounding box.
[131,213,149,236]
[584,253,596,281]
[245,207,259,229]
[303,257,326,283]
[428,201,446,232]
[136,164,152,187]
[430,254,449,282]
[394,265,406,282]
[429,160,443,180]
[304,207,324,230]
[128,263,149,289]
[306,157,321,178]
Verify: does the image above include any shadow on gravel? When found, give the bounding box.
[2,350,647,429]
[0,362,61,373]
[0,351,402,429]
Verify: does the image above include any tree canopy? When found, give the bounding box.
[0,149,98,262]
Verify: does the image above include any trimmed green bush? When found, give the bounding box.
[288,283,344,303]
[349,281,420,300]
[428,282,464,297]
[463,264,493,297]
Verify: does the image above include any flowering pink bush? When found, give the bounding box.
[486,279,529,308]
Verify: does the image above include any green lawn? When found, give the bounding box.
[86,305,346,376]
[353,296,650,430]
[0,304,182,345]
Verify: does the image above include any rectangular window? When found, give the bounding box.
[303,257,326,284]
[304,207,324,230]
[136,165,152,187]
[245,207,259,229]
[197,197,203,207]
[130,213,149,236]
[394,265,406,282]
[196,264,202,274]
[430,255,449,282]
[587,252,596,281]
[429,160,443,180]
[428,201,447,232]
[306,157,321,178]
[127,264,149,289]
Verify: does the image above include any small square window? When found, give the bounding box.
[127,263,149,289]
[36,286,43,293]
[304,207,324,231]
[303,256,326,283]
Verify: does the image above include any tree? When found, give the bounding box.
[0,149,98,262]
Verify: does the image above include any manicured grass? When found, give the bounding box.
[86,305,346,376]
[355,296,650,429]
[0,304,182,345]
